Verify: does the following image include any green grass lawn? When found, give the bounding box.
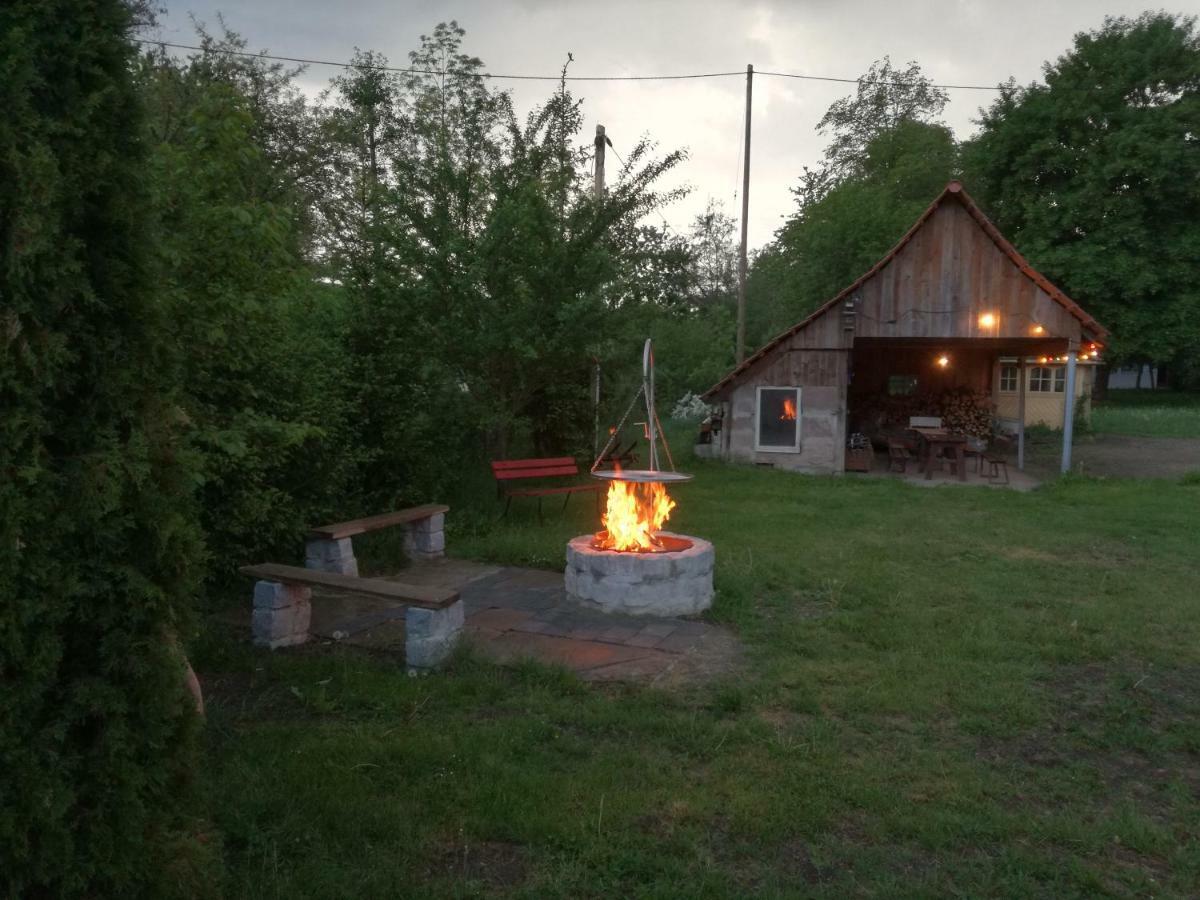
[1092,390,1200,438]
[198,452,1200,898]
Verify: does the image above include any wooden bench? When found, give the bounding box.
[240,563,463,670]
[490,457,604,519]
[305,504,449,576]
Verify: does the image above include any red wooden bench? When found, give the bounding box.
[490,457,604,519]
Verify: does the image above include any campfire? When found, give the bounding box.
[566,338,712,616]
[592,475,691,553]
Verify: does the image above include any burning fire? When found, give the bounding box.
[593,479,676,552]
[780,397,797,421]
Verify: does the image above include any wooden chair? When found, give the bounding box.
[887,439,913,473]
[982,453,1009,484]
[979,436,1008,487]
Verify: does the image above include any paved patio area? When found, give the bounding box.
[856,451,1040,491]
[307,559,740,685]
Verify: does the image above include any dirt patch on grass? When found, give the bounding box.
[199,670,317,722]
[1029,433,1200,480]
[425,839,529,891]
[976,661,1200,810]
[1000,546,1059,562]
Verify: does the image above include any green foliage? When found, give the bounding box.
[0,1,208,894]
[963,13,1200,367]
[748,119,959,345]
[140,46,365,583]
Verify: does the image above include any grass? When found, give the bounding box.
[1092,390,1200,438]
[198,444,1200,898]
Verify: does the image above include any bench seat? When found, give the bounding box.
[306,504,449,575]
[241,562,464,670]
[239,563,457,609]
[309,504,450,541]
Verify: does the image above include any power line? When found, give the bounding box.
[138,40,743,82]
[756,69,1005,92]
[137,39,1014,92]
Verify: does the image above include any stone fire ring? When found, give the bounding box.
[564,532,714,617]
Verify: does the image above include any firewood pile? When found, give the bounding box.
[855,386,995,439]
[937,387,994,437]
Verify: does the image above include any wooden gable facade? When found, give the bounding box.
[703,181,1107,474]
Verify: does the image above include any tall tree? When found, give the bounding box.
[744,91,960,345]
[140,42,363,583]
[0,1,208,894]
[795,56,950,209]
[963,13,1200,369]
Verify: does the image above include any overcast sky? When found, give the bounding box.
[150,0,1193,251]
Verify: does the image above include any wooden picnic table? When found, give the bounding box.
[911,427,969,482]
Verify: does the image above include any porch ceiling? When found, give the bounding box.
[853,336,1077,356]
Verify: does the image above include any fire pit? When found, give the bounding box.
[565,339,714,616]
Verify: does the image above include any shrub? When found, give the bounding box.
[0,2,209,893]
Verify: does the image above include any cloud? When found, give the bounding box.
[154,0,1164,250]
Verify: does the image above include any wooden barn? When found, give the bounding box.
[702,182,1108,475]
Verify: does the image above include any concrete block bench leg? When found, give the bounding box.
[252,580,312,648]
[403,512,446,561]
[404,598,464,671]
[305,537,359,576]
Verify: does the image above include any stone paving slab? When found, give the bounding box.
[290,560,740,684]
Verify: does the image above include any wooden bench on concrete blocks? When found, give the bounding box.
[305,504,449,576]
[240,563,463,670]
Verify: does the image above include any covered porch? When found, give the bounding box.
[846,336,1088,477]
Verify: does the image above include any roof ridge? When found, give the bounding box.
[702,181,1106,399]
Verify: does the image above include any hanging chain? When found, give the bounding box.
[653,409,676,471]
[590,383,645,473]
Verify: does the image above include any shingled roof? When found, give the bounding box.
[704,181,1107,399]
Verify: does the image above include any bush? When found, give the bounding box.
[0,3,209,893]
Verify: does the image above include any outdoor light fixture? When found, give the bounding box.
[979,312,997,328]
[936,354,950,368]
[1032,324,1045,335]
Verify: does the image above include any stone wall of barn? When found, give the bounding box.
[718,339,849,475]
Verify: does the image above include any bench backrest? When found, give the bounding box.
[491,457,580,482]
[909,416,943,429]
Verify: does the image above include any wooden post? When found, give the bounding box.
[1017,356,1026,471]
[735,64,753,364]
[594,124,606,200]
[1061,345,1078,473]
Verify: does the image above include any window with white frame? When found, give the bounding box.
[1029,366,1066,393]
[999,365,1018,393]
[755,386,801,452]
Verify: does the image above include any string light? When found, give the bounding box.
[936,354,950,368]
[979,312,997,328]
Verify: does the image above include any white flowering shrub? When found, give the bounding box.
[671,392,711,421]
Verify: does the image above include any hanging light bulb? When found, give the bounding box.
[936,354,950,368]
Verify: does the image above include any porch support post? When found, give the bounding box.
[1017,356,1026,471]
[1061,345,1079,473]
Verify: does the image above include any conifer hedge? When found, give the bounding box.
[0,1,208,894]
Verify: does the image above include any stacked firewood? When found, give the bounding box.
[854,387,994,438]
[937,387,994,438]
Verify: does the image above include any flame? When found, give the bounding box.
[780,398,797,421]
[594,480,676,552]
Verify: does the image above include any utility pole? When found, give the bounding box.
[736,65,753,364]
[594,124,608,200]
